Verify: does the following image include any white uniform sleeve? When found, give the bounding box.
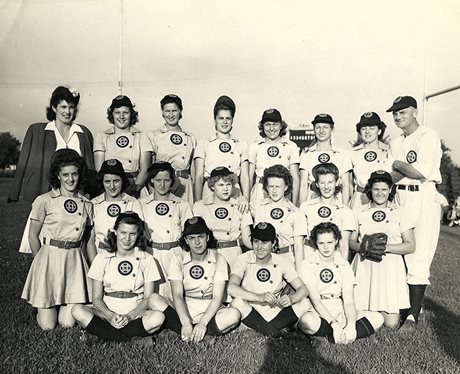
[214,253,229,282]
[412,131,442,179]
[168,252,184,281]
[93,132,106,153]
[230,253,248,279]
[30,194,47,222]
[248,143,258,165]
[142,254,161,283]
[139,133,154,153]
[194,139,206,160]
[88,254,106,282]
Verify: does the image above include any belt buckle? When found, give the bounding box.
[175,170,182,177]
[63,241,72,249]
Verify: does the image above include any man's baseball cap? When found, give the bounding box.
[356,112,386,132]
[183,216,209,236]
[110,95,133,110]
[368,170,393,186]
[261,108,282,124]
[311,113,334,126]
[214,95,236,116]
[386,96,417,112]
[251,222,277,242]
[210,166,233,178]
[160,94,183,110]
[99,159,126,176]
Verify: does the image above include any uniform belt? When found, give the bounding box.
[211,240,241,249]
[43,238,82,249]
[98,241,110,250]
[150,241,179,250]
[320,293,341,300]
[104,291,139,299]
[187,294,213,300]
[175,169,190,179]
[277,245,291,254]
[397,184,419,192]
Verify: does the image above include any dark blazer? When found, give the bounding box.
[8,122,95,202]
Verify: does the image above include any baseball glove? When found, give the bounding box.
[359,233,388,262]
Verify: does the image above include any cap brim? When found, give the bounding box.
[386,103,410,112]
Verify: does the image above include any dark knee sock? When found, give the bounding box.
[270,307,298,330]
[409,285,427,322]
[85,316,129,342]
[356,317,375,339]
[163,306,182,335]
[121,317,150,337]
[242,308,281,338]
[206,316,224,336]
[313,318,334,342]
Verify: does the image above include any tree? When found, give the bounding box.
[439,140,460,203]
[0,132,21,169]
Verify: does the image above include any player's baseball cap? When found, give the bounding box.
[214,95,236,116]
[161,94,183,110]
[386,96,417,112]
[210,166,233,178]
[183,217,209,236]
[251,222,277,242]
[311,113,334,126]
[109,95,133,110]
[368,170,393,186]
[356,112,386,132]
[261,108,282,124]
[99,159,126,176]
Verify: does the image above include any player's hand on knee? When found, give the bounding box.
[331,322,346,344]
[110,314,127,329]
[343,324,357,344]
[276,295,292,308]
[260,292,277,306]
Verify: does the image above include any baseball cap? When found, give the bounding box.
[261,108,282,124]
[386,96,417,112]
[210,166,233,178]
[311,113,334,126]
[99,159,125,176]
[356,112,386,132]
[214,95,236,116]
[251,222,277,242]
[368,170,393,185]
[183,217,209,236]
[161,94,183,110]
[110,95,133,110]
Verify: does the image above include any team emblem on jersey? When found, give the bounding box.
[107,159,117,166]
[64,199,77,214]
[256,268,271,282]
[118,261,133,276]
[170,133,183,145]
[214,207,229,219]
[364,151,377,162]
[318,153,330,163]
[406,150,417,163]
[267,146,280,158]
[372,210,386,222]
[270,208,284,220]
[155,203,169,216]
[107,204,121,217]
[219,142,231,153]
[318,206,332,218]
[189,265,204,280]
[320,268,333,283]
[363,112,373,118]
[116,135,129,148]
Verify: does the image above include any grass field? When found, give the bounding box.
[1,178,459,374]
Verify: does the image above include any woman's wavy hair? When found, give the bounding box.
[207,173,237,190]
[309,222,342,249]
[147,162,176,187]
[262,164,293,197]
[179,228,216,252]
[48,149,87,190]
[310,162,341,196]
[364,177,396,202]
[258,120,288,138]
[46,86,80,122]
[106,212,148,253]
[107,106,139,127]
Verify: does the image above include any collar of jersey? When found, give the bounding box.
[91,192,133,205]
[104,125,140,135]
[353,141,389,151]
[305,250,347,266]
[45,121,84,134]
[102,246,147,259]
[246,250,283,265]
[180,248,217,265]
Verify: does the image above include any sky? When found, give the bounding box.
[1,0,460,163]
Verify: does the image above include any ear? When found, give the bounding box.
[412,109,418,118]
[377,129,382,136]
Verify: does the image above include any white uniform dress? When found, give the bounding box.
[389,125,442,285]
[88,247,160,315]
[21,189,93,308]
[350,142,390,209]
[92,192,144,252]
[168,249,228,324]
[193,196,253,268]
[248,137,299,203]
[351,203,412,313]
[194,134,248,199]
[147,125,196,206]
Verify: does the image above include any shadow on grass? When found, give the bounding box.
[424,297,460,365]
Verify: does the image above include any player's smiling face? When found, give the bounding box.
[162,103,181,126]
[359,125,381,144]
[252,238,274,261]
[103,173,123,198]
[151,170,173,196]
[263,121,282,140]
[115,223,139,252]
[316,232,338,260]
[316,173,338,199]
[186,233,209,255]
[392,107,417,130]
[371,181,390,206]
[314,123,333,143]
[215,109,233,134]
[112,106,131,130]
[212,178,232,201]
[53,100,75,126]
[266,177,288,202]
[58,165,79,193]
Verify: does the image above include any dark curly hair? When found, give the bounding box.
[106,212,148,253]
[48,149,87,190]
[310,162,341,195]
[214,103,235,119]
[207,173,237,190]
[179,229,216,252]
[262,164,293,197]
[309,222,342,249]
[147,162,176,187]
[107,106,139,127]
[364,177,396,203]
[258,120,288,138]
[46,86,80,122]
[97,171,131,194]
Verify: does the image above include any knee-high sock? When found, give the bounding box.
[409,285,427,322]
[85,316,129,342]
[313,318,334,342]
[163,306,182,334]
[270,307,298,330]
[121,318,150,337]
[242,308,281,338]
[356,317,375,339]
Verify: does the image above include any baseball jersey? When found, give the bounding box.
[351,142,390,188]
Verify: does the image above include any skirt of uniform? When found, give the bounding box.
[21,245,92,308]
[352,253,409,314]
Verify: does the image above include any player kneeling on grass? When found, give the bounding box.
[148,216,241,343]
[228,222,310,338]
[72,212,164,343]
[298,222,383,344]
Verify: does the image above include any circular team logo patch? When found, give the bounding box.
[214,207,229,219]
[219,142,231,153]
[118,261,133,276]
[116,135,129,148]
[170,133,183,145]
[318,153,330,163]
[406,150,417,164]
[320,269,333,283]
[155,203,169,216]
[189,265,204,280]
[318,206,332,218]
[107,204,121,217]
[64,199,77,214]
[267,146,280,158]
[372,210,386,222]
[270,208,284,220]
[364,151,377,162]
[256,268,271,282]
[107,159,117,166]
[364,112,373,118]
